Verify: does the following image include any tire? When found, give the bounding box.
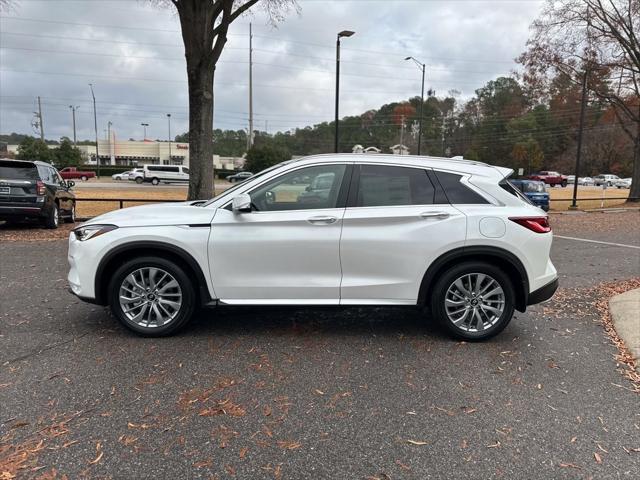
[81,175,88,181]
[560,180,567,187]
[430,261,515,341]
[108,256,196,337]
[151,177,160,186]
[65,202,76,223]
[135,177,144,184]
[43,203,60,229]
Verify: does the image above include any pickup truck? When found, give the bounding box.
[527,171,568,187]
[58,167,96,181]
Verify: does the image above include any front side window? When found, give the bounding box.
[250,164,347,211]
[356,165,435,207]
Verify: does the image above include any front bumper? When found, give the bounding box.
[527,278,558,305]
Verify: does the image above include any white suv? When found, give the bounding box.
[68,154,558,340]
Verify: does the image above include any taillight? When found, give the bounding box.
[36,180,46,195]
[509,216,551,233]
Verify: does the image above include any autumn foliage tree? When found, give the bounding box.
[519,0,640,201]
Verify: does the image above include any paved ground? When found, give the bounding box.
[1,211,639,479]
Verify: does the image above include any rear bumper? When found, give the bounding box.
[0,204,45,218]
[527,278,558,305]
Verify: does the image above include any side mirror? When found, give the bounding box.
[232,193,252,213]
[67,181,75,188]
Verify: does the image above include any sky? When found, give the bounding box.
[0,0,544,143]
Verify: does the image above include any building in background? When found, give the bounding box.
[6,140,245,170]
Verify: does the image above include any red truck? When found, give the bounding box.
[58,167,96,182]
[527,171,568,187]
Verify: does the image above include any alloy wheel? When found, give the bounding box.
[444,273,505,332]
[118,267,183,328]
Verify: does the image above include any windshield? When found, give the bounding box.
[0,162,39,180]
[200,160,297,207]
[522,182,545,193]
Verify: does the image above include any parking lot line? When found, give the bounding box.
[555,235,640,250]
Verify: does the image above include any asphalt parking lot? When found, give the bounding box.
[1,211,639,479]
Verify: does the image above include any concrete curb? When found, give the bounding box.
[609,288,640,365]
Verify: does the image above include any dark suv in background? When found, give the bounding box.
[0,159,76,229]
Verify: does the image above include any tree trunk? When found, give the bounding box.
[629,118,640,203]
[186,60,215,201]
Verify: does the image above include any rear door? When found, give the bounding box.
[339,164,466,305]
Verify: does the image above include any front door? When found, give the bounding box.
[209,163,350,304]
[339,164,467,304]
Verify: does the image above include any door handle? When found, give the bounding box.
[307,215,338,225]
[420,211,450,219]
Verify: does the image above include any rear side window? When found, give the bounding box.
[357,165,435,207]
[0,161,39,180]
[433,171,489,204]
[500,179,533,205]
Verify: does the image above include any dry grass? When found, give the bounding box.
[548,186,630,211]
[74,187,229,218]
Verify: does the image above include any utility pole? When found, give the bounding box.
[69,105,79,146]
[334,30,355,153]
[89,84,100,178]
[441,111,446,156]
[248,22,254,150]
[399,115,405,155]
[107,121,113,165]
[571,69,589,209]
[37,96,44,141]
[404,57,426,155]
[167,114,172,164]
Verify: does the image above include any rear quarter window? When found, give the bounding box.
[433,171,489,204]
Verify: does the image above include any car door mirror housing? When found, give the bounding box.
[67,180,75,188]
[232,193,252,213]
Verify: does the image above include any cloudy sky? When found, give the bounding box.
[0,0,544,142]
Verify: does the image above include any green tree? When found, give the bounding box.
[53,138,83,167]
[244,144,291,173]
[16,137,52,162]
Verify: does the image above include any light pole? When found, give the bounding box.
[141,122,149,141]
[107,121,113,165]
[167,114,172,165]
[69,105,79,146]
[334,30,355,153]
[404,56,425,155]
[89,84,100,178]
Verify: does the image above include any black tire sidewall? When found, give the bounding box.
[430,261,515,341]
[44,203,59,229]
[108,256,196,336]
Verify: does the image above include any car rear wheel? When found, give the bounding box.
[151,177,160,185]
[81,175,88,181]
[430,261,515,341]
[135,177,144,184]
[43,203,59,229]
[108,257,196,336]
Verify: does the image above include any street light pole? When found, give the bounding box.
[404,56,426,155]
[167,114,172,165]
[89,84,100,178]
[141,123,149,141]
[69,105,79,146]
[107,121,113,165]
[334,30,355,153]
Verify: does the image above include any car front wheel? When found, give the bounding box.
[430,261,515,341]
[108,257,196,336]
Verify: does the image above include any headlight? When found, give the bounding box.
[73,224,118,241]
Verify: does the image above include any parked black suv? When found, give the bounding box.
[0,159,76,229]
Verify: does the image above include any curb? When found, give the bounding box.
[609,288,640,367]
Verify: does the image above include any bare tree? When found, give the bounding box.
[519,0,640,201]
[159,0,297,199]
